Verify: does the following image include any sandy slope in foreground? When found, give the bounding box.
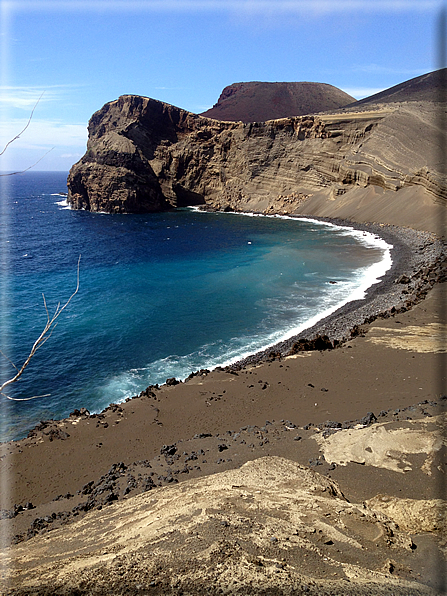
[1,456,444,595]
[0,276,445,594]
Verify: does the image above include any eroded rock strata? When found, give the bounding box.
[67,74,446,231]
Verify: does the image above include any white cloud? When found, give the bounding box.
[6,0,443,14]
[352,64,432,76]
[0,119,88,149]
[0,85,79,110]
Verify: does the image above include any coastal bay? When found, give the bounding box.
[1,68,446,594]
[0,214,445,594]
[0,176,402,443]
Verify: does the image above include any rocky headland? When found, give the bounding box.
[67,69,446,236]
[1,71,446,595]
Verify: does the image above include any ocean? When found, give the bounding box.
[0,171,392,442]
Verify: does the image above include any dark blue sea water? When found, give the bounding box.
[0,172,391,441]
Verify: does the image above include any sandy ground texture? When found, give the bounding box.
[1,456,445,595]
[0,274,445,593]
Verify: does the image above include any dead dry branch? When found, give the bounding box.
[0,256,81,401]
[0,91,54,176]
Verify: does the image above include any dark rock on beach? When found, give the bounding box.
[288,334,334,354]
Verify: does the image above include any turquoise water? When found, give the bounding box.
[0,172,391,441]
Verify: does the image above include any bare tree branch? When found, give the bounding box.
[0,91,55,177]
[0,92,44,157]
[0,349,19,373]
[0,148,55,177]
[0,255,81,401]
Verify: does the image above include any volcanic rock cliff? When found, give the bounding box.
[67,71,446,232]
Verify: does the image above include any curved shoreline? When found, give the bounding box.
[222,215,445,370]
[141,210,445,382]
[197,211,394,370]
[4,214,446,441]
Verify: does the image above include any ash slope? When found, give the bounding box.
[2,456,442,595]
[67,70,446,232]
[349,68,447,106]
[199,81,355,122]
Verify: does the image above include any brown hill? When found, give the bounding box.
[199,81,356,122]
[351,68,447,106]
[67,94,445,231]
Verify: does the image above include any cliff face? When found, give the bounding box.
[67,92,446,229]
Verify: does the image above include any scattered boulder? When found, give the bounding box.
[288,335,333,354]
[160,444,177,457]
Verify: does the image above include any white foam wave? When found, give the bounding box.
[206,209,392,255]
[293,216,393,253]
[99,250,391,405]
[95,211,392,407]
[55,199,71,210]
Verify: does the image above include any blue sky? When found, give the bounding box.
[0,0,444,171]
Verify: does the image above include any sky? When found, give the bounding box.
[0,0,445,171]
